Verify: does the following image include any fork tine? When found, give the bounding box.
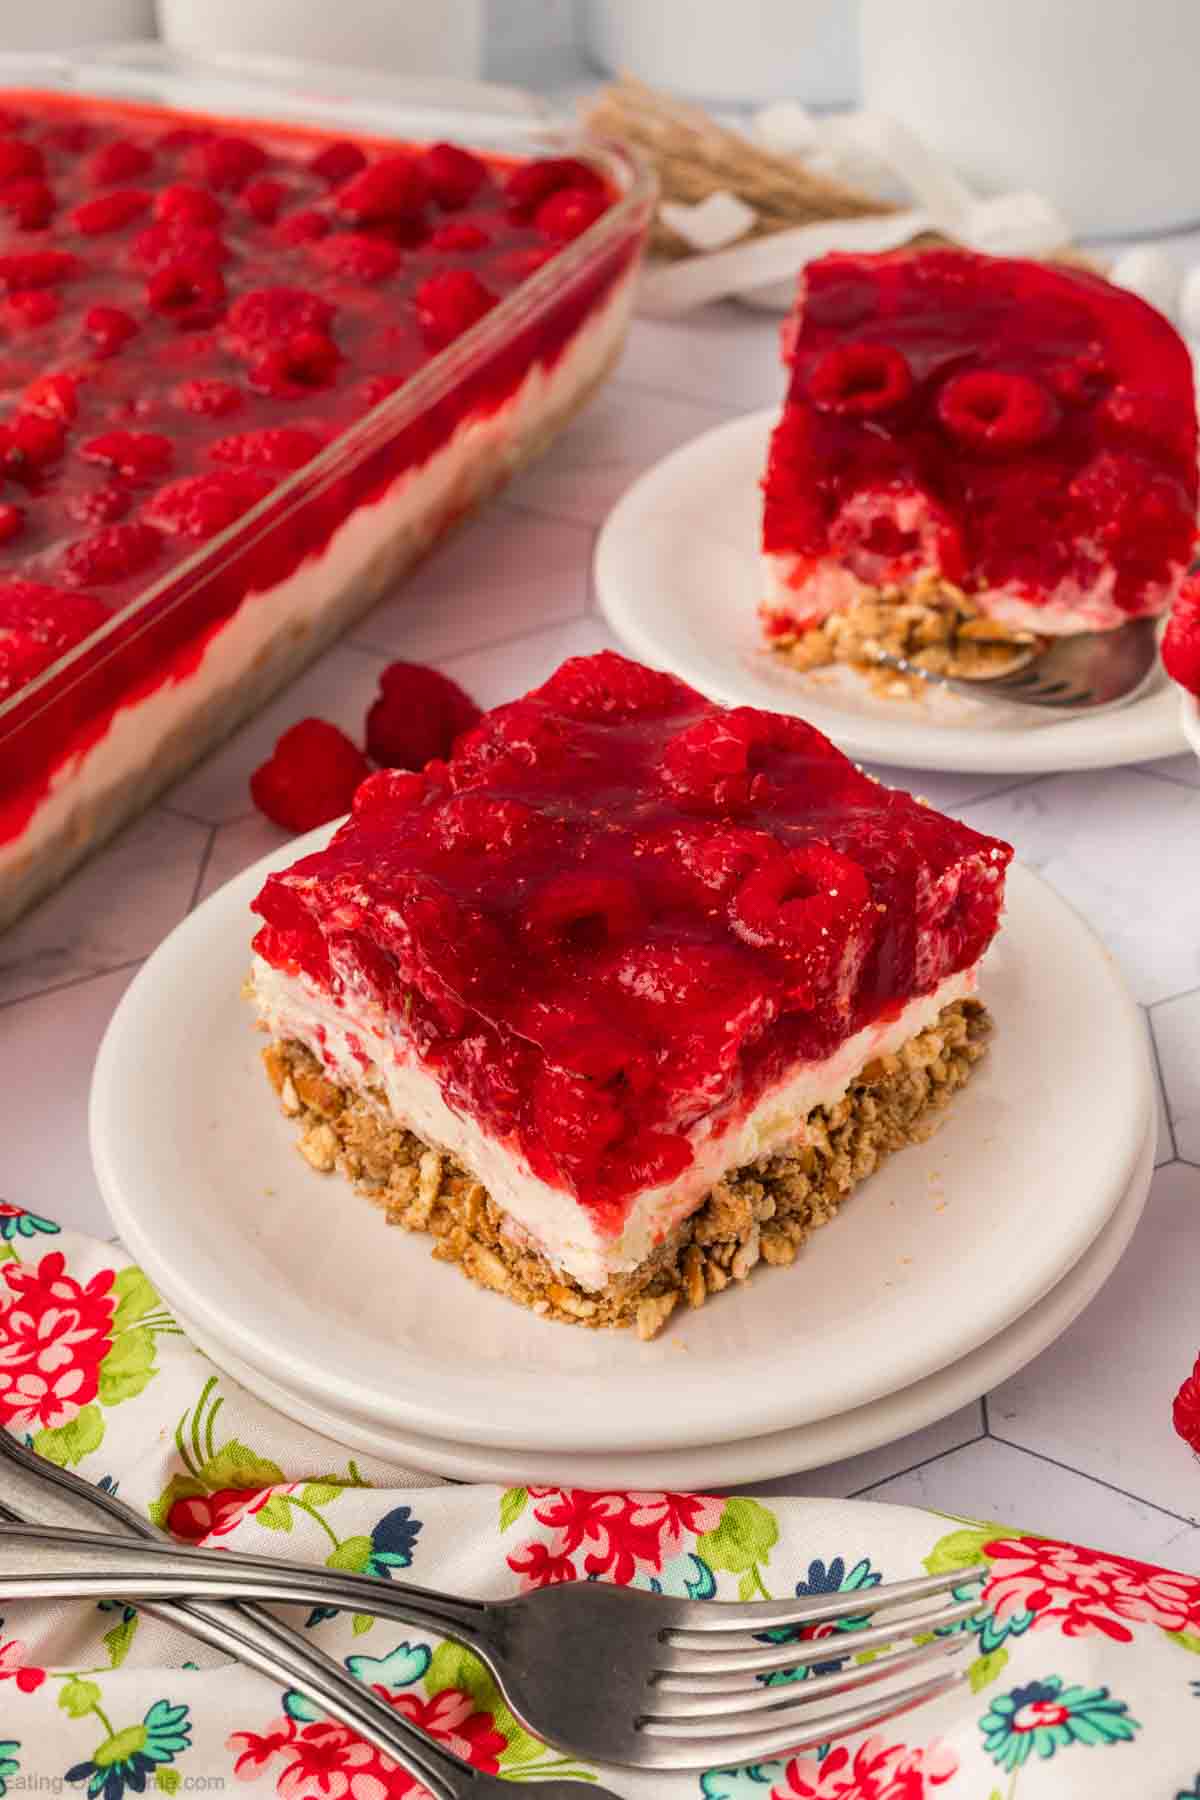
[633,1665,967,1768]
[656,1597,979,1677]
[646,1635,967,1717]
[661,1566,982,1637]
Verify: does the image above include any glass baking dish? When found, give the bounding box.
[0,46,654,930]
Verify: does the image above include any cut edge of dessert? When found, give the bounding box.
[760,248,1200,699]
[246,650,1012,1338]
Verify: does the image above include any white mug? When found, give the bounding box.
[860,0,1200,238]
[584,0,859,108]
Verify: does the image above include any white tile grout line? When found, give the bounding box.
[0,957,146,1015]
[1145,1005,1181,1160]
[983,1432,1200,1531]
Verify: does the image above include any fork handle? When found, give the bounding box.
[0,1447,474,1800]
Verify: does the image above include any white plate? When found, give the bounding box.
[91,835,1152,1457]
[169,1120,1154,1489]
[595,410,1185,775]
[1181,692,1200,762]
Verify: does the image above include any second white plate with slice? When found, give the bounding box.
[595,410,1185,776]
[91,828,1151,1457]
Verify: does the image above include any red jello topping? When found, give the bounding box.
[252,652,1012,1230]
[763,249,1199,618]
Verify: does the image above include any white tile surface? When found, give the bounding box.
[959,770,1200,1005]
[988,1163,1200,1523]
[0,808,210,1008]
[3,301,1196,1562]
[0,965,139,1239]
[504,382,731,527]
[350,505,593,664]
[864,1436,1200,1570]
[1151,990,1200,1164]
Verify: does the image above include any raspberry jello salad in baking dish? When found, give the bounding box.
[0,83,649,930]
[248,651,1012,1339]
[761,248,1199,686]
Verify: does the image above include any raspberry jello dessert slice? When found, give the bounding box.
[248,651,1012,1337]
[762,249,1199,687]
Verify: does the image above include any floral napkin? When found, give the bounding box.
[1,1204,1198,1800]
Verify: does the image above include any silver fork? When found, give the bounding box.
[0,1517,984,1772]
[0,1433,608,1800]
[872,614,1161,712]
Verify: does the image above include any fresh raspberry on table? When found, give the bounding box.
[1174,1353,1200,1454]
[250,717,371,830]
[365,660,482,769]
[1162,575,1200,697]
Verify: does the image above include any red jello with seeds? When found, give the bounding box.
[762,249,1199,646]
[251,653,1012,1261]
[0,83,649,930]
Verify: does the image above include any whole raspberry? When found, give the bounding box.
[82,430,174,482]
[428,220,490,253]
[414,269,497,348]
[7,290,61,329]
[61,521,162,585]
[534,185,608,243]
[1163,576,1200,697]
[69,485,131,525]
[208,425,324,471]
[334,154,426,223]
[71,189,151,235]
[146,469,274,539]
[84,302,138,356]
[0,250,80,290]
[365,660,481,769]
[421,142,487,210]
[310,232,401,283]
[937,369,1059,451]
[522,872,643,956]
[242,177,288,223]
[310,139,367,186]
[807,343,914,416]
[146,261,227,329]
[1174,1353,1200,1454]
[87,139,153,186]
[504,156,601,218]
[0,504,23,543]
[0,138,43,182]
[23,373,78,421]
[276,208,330,246]
[0,179,55,230]
[129,221,229,270]
[0,629,54,701]
[250,717,370,830]
[0,412,65,479]
[193,135,268,192]
[0,582,109,655]
[248,332,340,398]
[226,285,335,350]
[153,183,223,227]
[174,376,242,417]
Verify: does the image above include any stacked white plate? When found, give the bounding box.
[91,838,1155,1488]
